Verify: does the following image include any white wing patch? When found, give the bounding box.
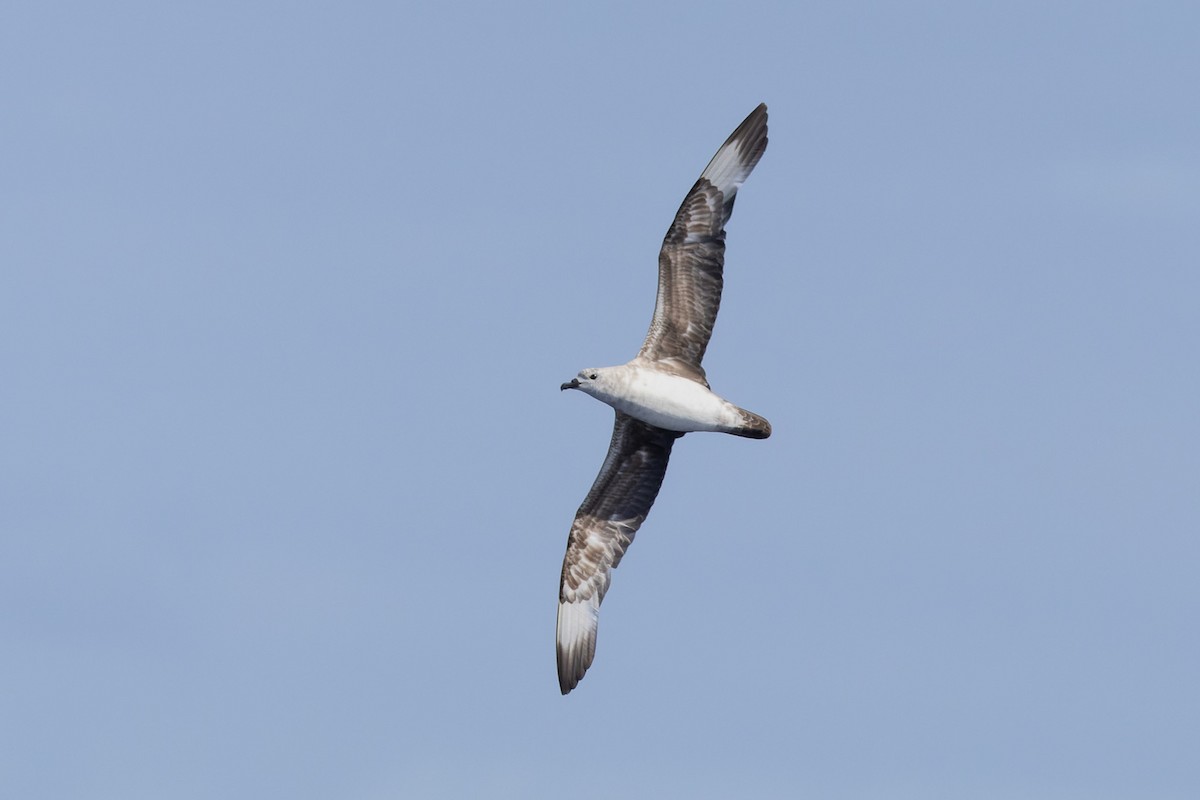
[557,595,601,691]
[699,136,753,197]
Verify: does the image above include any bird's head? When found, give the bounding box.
[560,368,603,394]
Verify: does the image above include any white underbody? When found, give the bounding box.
[583,363,743,433]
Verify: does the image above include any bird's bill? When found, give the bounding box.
[560,378,580,391]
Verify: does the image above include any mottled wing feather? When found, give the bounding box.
[638,103,768,381]
[557,413,682,694]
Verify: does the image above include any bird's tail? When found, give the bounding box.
[727,407,772,439]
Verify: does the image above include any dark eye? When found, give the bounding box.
[589,373,598,380]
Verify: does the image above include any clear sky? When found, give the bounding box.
[3,2,1198,798]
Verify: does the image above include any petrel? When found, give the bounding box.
[557,103,771,694]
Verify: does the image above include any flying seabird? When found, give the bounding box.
[557,103,771,694]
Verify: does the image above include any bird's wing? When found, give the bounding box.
[557,412,682,693]
[637,103,768,384]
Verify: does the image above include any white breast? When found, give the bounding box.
[603,366,740,433]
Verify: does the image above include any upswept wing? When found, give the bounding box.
[637,103,768,383]
[556,413,682,694]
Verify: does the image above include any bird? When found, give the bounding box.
[556,103,771,694]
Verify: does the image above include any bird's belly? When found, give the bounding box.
[609,370,736,432]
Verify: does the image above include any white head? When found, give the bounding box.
[560,367,617,399]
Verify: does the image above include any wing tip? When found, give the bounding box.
[556,597,599,695]
[698,103,769,196]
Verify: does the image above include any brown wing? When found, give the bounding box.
[637,103,768,383]
[556,412,683,694]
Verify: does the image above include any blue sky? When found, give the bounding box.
[3,2,1198,798]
